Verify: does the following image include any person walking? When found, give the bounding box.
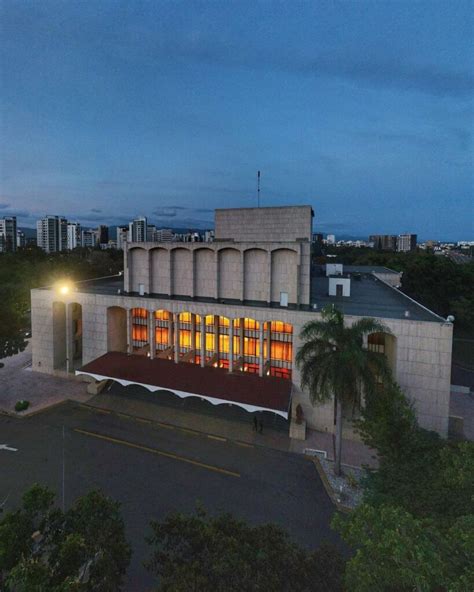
[258,418,263,434]
[253,416,258,432]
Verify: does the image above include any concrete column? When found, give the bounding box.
[240,251,245,301]
[173,313,179,364]
[362,334,368,348]
[200,316,206,367]
[168,313,174,347]
[124,246,129,292]
[169,250,173,296]
[126,308,133,354]
[228,320,234,372]
[215,251,219,299]
[191,250,195,299]
[266,322,271,362]
[259,324,264,377]
[65,302,72,373]
[214,315,219,365]
[191,314,196,357]
[267,250,272,304]
[148,310,155,359]
[145,248,151,294]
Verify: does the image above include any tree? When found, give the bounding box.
[0,249,123,359]
[357,383,474,521]
[296,305,392,475]
[145,506,344,592]
[333,504,474,592]
[0,485,131,591]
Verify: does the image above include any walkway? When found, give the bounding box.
[87,382,377,467]
[0,342,92,416]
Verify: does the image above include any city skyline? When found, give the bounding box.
[1,1,473,239]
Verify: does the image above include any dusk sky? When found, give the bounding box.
[1,1,473,239]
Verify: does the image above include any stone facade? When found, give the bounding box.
[215,205,313,242]
[30,205,453,439]
[125,241,311,306]
[31,287,453,437]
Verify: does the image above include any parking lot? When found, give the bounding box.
[1,402,340,591]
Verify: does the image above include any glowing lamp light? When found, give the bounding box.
[55,280,74,297]
[59,285,70,295]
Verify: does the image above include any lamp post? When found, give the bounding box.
[56,282,73,373]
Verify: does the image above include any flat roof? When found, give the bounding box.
[342,265,400,275]
[38,270,443,323]
[77,352,292,418]
[310,274,441,322]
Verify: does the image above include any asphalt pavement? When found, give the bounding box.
[0,402,340,591]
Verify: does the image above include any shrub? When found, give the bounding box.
[14,400,30,412]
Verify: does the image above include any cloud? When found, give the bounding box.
[90,208,102,213]
[153,37,473,98]
[0,203,11,209]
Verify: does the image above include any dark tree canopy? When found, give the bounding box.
[145,506,344,592]
[0,484,131,592]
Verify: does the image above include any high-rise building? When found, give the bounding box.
[397,234,417,252]
[146,224,156,242]
[36,216,68,253]
[67,223,81,250]
[81,229,98,248]
[326,234,335,245]
[369,234,397,251]
[129,217,147,242]
[0,216,17,252]
[98,225,109,245]
[16,229,26,249]
[154,228,174,242]
[116,226,129,250]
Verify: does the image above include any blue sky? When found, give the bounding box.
[1,0,473,239]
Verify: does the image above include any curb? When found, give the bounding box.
[309,457,352,513]
[1,399,77,420]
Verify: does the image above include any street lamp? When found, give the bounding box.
[55,281,75,373]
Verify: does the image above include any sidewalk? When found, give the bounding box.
[0,343,92,416]
[86,387,377,468]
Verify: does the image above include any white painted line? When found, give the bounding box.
[0,444,18,452]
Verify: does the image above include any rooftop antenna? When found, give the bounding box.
[257,170,261,207]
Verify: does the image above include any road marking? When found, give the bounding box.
[95,408,111,415]
[73,428,240,478]
[117,412,130,419]
[207,434,226,442]
[156,422,174,429]
[135,417,152,424]
[0,444,18,452]
[179,427,199,436]
[235,441,253,448]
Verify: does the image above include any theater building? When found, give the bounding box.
[31,206,453,438]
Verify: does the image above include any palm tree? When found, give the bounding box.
[296,305,393,476]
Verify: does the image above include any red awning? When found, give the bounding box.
[76,352,292,419]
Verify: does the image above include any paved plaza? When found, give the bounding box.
[0,342,91,415]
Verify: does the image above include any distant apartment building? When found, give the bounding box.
[116,226,129,250]
[154,228,174,242]
[397,234,417,252]
[98,225,109,245]
[326,234,335,245]
[16,228,26,249]
[370,234,397,251]
[67,223,81,250]
[204,230,215,243]
[0,216,17,253]
[129,217,147,242]
[312,233,323,244]
[36,216,68,253]
[81,229,98,248]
